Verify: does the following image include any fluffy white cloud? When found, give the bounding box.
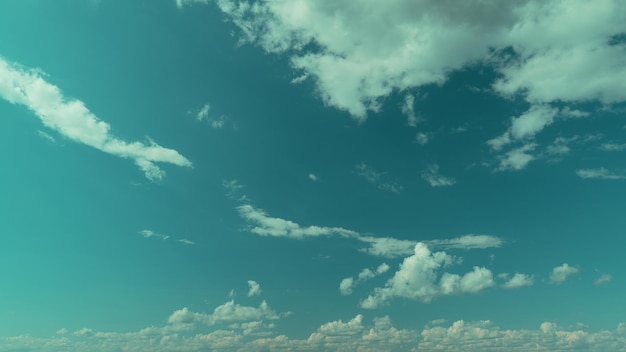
[247,280,262,296]
[195,0,626,124]
[421,164,455,187]
[488,105,559,151]
[168,299,280,329]
[501,273,534,289]
[6,310,626,351]
[0,57,192,182]
[549,263,579,284]
[339,263,390,295]
[360,243,495,308]
[576,168,626,180]
[496,143,537,171]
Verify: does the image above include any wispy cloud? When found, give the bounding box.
[594,274,612,286]
[599,143,626,151]
[0,57,192,182]
[355,162,403,193]
[576,168,626,180]
[139,229,195,245]
[496,143,537,171]
[308,173,318,181]
[421,164,455,187]
[36,130,56,143]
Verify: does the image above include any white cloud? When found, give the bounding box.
[247,280,262,296]
[176,0,209,9]
[402,94,418,127]
[176,239,196,245]
[594,274,612,286]
[549,263,579,284]
[576,168,626,180]
[421,164,455,187]
[308,173,318,181]
[0,57,192,182]
[415,132,430,145]
[339,263,390,295]
[168,299,281,329]
[355,162,403,193]
[427,234,503,250]
[196,103,210,121]
[360,243,495,308]
[599,143,626,151]
[205,0,626,123]
[501,273,534,289]
[496,143,537,171]
[36,130,56,143]
[139,229,170,240]
[6,309,626,351]
[237,204,359,239]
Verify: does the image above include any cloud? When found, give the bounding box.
[600,143,626,151]
[139,229,170,240]
[175,0,209,9]
[421,164,455,187]
[247,280,262,296]
[488,105,559,151]
[496,143,537,171]
[308,173,318,181]
[576,168,626,180]
[140,229,196,245]
[205,0,626,122]
[360,243,495,308]
[401,94,418,127]
[500,273,534,289]
[0,57,192,182]
[427,234,503,250]
[6,308,626,351]
[236,204,359,239]
[355,162,403,193]
[549,263,579,284]
[36,130,56,143]
[196,103,210,121]
[168,299,281,329]
[594,274,612,286]
[415,132,430,145]
[339,263,390,295]
[176,239,196,245]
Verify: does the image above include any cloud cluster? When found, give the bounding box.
[0,57,192,182]
[5,313,626,351]
[360,243,494,308]
[194,0,626,124]
[339,263,390,295]
[421,164,455,187]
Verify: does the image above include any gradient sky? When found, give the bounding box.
[1,1,626,351]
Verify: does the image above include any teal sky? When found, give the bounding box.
[1,1,626,351]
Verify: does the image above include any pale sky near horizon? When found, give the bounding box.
[1,1,626,351]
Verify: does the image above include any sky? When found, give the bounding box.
[1,0,626,351]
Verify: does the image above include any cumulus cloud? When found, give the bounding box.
[168,299,281,329]
[0,57,192,182]
[576,168,626,180]
[339,263,390,295]
[247,280,262,296]
[195,0,626,125]
[549,263,579,284]
[421,164,455,187]
[360,243,495,308]
[500,273,534,289]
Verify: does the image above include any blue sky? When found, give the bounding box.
[1,0,626,351]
